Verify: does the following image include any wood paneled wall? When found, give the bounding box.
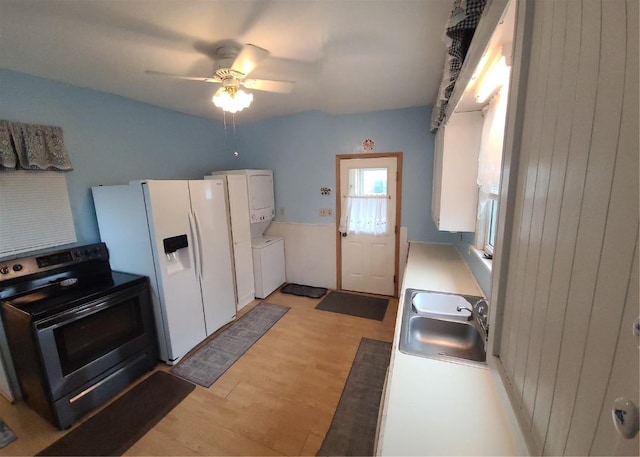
[496,0,639,455]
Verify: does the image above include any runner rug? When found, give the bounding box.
[171,302,290,387]
[317,337,392,456]
[0,418,16,449]
[37,371,194,456]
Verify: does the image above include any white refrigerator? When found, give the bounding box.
[92,179,236,364]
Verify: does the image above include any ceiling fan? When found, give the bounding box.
[145,43,295,113]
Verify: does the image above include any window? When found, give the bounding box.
[0,171,76,257]
[339,167,389,236]
[348,167,387,196]
[474,84,510,263]
[484,197,498,258]
[474,190,498,264]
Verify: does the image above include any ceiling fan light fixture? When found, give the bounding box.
[212,86,253,113]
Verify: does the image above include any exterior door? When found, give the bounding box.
[338,156,398,296]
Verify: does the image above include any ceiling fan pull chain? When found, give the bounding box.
[232,114,239,157]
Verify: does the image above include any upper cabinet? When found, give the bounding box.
[431,0,515,233]
[432,112,483,232]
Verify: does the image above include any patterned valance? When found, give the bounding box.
[431,0,487,132]
[0,120,73,171]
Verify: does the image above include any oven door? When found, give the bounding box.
[34,281,157,401]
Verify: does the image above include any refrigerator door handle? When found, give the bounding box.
[188,212,201,280]
[193,211,204,279]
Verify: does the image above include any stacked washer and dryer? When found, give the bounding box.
[208,169,285,308]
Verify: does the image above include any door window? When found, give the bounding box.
[340,167,389,235]
[348,168,388,196]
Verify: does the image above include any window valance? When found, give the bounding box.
[431,0,487,132]
[0,120,73,171]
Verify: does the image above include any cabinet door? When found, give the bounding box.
[433,112,482,232]
[226,175,255,309]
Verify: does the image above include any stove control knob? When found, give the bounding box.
[12,264,23,272]
[0,266,9,275]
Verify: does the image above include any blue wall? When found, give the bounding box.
[230,108,457,243]
[0,69,231,243]
[1,69,457,248]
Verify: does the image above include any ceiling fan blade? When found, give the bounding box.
[145,70,220,84]
[231,44,270,77]
[242,78,295,94]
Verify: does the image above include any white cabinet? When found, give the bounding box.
[207,174,256,311]
[431,111,483,232]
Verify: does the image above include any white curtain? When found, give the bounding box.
[475,84,509,247]
[477,84,509,194]
[339,196,388,235]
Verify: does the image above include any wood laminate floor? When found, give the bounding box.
[0,290,397,456]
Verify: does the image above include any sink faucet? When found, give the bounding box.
[456,305,475,322]
[473,298,490,338]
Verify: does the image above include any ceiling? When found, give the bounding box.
[0,0,453,122]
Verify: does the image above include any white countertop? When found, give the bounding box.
[377,242,526,456]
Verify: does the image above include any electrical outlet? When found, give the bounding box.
[279,207,285,217]
[319,208,332,216]
[320,187,332,196]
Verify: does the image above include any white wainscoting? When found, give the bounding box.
[266,222,408,294]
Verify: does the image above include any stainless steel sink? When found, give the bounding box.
[399,289,488,366]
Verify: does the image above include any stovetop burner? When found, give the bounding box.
[6,271,145,319]
[0,242,145,319]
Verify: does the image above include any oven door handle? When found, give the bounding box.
[193,211,204,279]
[188,212,201,281]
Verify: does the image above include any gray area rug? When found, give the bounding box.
[316,291,389,321]
[0,418,17,449]
[171,302,290,387]
[317,338,392,456]
[281,283,328,299]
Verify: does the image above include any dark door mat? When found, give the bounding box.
[37,371,194,456]
[317,338,392,456]
[171,302,290,387]
[280,283,328,298]
[315,291,389,321]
